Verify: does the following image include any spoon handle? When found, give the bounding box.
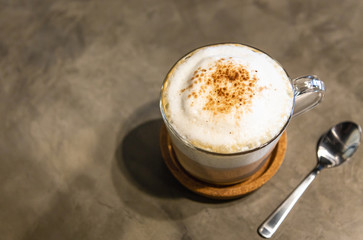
[258,167,320,238]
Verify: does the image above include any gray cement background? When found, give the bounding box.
[0,0,363,239]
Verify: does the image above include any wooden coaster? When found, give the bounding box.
[160,124,287,200]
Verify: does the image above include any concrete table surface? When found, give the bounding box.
[1,1,363,239]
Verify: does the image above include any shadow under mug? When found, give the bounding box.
[160,43,325,185]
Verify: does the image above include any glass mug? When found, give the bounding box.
[160,43,325,185]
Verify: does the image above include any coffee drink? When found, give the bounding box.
[161,44,294,154]
[160,43,324,185]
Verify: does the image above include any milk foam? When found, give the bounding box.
[162,44,293,153]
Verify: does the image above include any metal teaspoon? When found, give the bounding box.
[258,121,362,238]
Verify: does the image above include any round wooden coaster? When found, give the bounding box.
[160,124,287,200]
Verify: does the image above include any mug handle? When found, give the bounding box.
[292,75,325,117]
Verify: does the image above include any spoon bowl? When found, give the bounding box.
[317,121,361,169]
[258,121,361,238]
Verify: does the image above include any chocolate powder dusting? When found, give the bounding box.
[182,58,258,115]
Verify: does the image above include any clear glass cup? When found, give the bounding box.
[160,43,325,185]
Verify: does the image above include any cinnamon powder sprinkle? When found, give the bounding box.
[181,58,260,115]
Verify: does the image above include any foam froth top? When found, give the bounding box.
[162,44,293,153]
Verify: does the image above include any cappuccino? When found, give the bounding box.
[161,44,294,154]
